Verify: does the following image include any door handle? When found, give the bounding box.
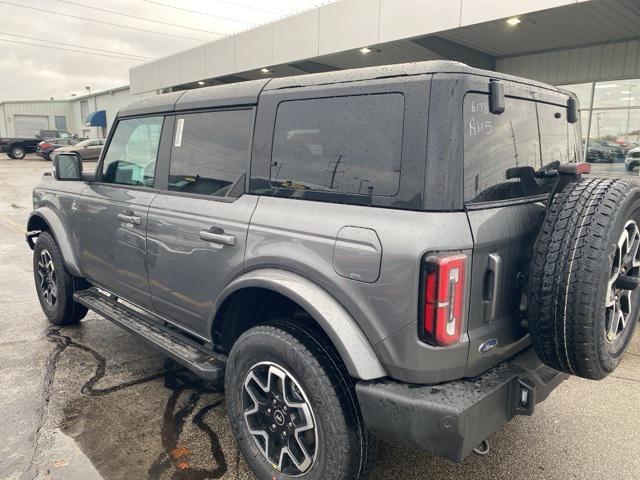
[117,211,141,225]
[199,229,236,246]
[483,253,502,323]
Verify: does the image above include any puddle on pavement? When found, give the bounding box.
[43,326,251,480]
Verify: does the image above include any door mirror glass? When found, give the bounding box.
[53,153,82,181]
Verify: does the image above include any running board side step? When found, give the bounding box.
[73,288,226,380]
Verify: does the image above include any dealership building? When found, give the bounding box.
[2,0,639,153]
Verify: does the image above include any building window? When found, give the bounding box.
[54,116,67,131]
[80,99,89,122]
[561,80,640,173]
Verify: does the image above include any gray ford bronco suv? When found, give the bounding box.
[28,61,640,480]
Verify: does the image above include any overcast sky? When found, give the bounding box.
[0,0,334,101]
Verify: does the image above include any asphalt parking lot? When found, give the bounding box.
[1,154,639,480]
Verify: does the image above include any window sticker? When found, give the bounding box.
[174,118,185,147]
[131,164,144,183]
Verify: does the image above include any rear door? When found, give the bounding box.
[463,89,581,374]
[146,108,257,337]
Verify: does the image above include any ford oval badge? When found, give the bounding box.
[479,338,498,353]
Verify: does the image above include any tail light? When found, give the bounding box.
[39,141,52,149]
[420,253,466,346]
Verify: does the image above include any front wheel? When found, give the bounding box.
[225,321,377,480]
[33,232,88,325]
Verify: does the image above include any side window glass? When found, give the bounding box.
[101,116,163,187]
[270,94,404,197]
[168,110,252,197]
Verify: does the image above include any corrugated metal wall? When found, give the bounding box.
[497,38,640,85]
[0,101,72,137]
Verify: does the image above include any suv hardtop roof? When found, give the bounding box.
[117,60,563,118]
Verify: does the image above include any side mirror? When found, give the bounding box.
[53,154,83,181]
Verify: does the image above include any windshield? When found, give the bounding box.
[464,93,580,205]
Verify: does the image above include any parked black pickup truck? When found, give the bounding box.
[0,129,73,159]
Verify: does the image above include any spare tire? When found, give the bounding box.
[527,177,640,380]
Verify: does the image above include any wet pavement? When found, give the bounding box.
[1,154,639,480]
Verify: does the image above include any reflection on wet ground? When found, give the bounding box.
[31,319,252,480]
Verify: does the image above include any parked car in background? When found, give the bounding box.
[51,138,104,162]
[625,145,640,171]
[36,138,79,161]
[586,140,624,163]
[0,130,74,159]
[35,129,74,140]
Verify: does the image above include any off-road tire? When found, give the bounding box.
[225,318,377,480]
[9,145,26,159]
[528,177,640,379]
[33,232,88,325]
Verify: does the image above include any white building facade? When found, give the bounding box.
[0,86,138,139]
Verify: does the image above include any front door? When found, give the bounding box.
[78,115,165,309]
[146,108,256,336]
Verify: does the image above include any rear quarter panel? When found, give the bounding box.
[245,197,474,383]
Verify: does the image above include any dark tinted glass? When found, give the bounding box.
[464,93,578,204]
[270,94,404,197]
[168,110,251,197]
[101,116,163,187]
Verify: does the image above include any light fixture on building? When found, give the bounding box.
[360,47,372,54]
[198,81,205,85]
[506,17,521,26]
[260,68,271,74]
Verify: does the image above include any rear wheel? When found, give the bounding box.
[9,146,26,159]
[225,320,376,480]
[527,178,640,379]
[33,232,88,325]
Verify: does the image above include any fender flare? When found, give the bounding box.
[214,268,387,381]
[27,208,82,277]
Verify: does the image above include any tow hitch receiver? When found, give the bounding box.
[513,378,536,416]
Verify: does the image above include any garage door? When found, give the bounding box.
[14,115,49,138]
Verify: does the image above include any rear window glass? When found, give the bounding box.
[464,93,579,205]
[270,94,404,197]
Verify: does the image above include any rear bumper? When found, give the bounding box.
[356,348,567,462]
